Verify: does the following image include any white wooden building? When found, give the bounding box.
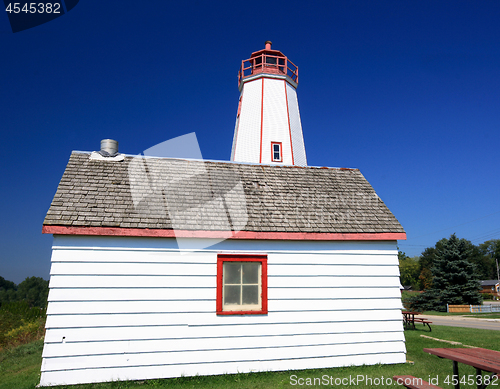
[40,42,407,386]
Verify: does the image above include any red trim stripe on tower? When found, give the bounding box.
[259,78,264,163]
[284,80,295,165]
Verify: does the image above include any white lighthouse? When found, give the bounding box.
[230,41,307,166]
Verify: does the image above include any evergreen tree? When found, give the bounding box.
[409,234,482,311]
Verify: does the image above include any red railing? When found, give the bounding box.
[238,53,298,87]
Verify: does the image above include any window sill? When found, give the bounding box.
[216,310,268,315]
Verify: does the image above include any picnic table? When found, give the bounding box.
[403,311,432,331]
[424,347,500,389]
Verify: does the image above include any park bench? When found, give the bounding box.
[393,375,442,389]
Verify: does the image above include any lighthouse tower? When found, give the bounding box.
[230,41,307,166]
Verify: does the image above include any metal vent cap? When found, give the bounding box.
[100,139,119,157]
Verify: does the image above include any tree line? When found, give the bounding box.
[399,234,500,311]
[0,276,49,309]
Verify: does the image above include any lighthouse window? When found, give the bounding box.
[265,56,277,65]
[216,254,268,315]
[271,142,282,162]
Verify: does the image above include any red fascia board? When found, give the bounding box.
[42,225,407,241]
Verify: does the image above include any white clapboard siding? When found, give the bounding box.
[51,250,216,263]
[40,352,406,386]
[45,308,404,329]
[269,286,401,299]
[50,262,397,277]
[45,313,404,333]
[48,285,400,302]
[268,264,399,276]
[46,298,402,315]
[271,275,402,287]
[44,321,404,345]
[270,253,398,265]
[49,275,216,288]
[50,262,216,276]
[41,237,406,386]
[43,331,404,357]
[48,274,400,288]
[42,341,406,372]
[48,288,216,302]
[51,249,399,265]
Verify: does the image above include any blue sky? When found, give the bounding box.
[1,1,499,283]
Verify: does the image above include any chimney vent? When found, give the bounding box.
[100,139,119,157]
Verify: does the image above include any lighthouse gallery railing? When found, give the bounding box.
[238,53,299,87]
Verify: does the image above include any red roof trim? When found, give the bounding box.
[42,226,406,241]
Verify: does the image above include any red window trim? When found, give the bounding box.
[271,141,283,162]
[216,254,268,315]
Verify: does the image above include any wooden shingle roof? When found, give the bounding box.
[43,152,405,238]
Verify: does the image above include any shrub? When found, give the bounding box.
[5,321,42,345]
[0,301,46,350]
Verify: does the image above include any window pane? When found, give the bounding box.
[266,56,277,65]
[224,285,241,305]
[274,152,280,160]
[224,263,241,284]
[242,263,259,284]
[242,285,259,304]
[273,144,280,152]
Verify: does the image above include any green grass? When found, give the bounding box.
[422,311,468,316]
[422,311,500,319]
[2,327,500,389]
[0,340,43,389]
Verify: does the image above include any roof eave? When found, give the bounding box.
[42,225,407,241]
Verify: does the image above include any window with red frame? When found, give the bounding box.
[216,254,268,315]
[271,142,282,162]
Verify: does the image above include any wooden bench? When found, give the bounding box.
[393,375,442,389]
[413,317,432,331]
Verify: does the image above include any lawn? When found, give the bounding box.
[1,326,499,389]
[422,311,500,319]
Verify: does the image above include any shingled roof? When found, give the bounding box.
[43,152,405,237]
